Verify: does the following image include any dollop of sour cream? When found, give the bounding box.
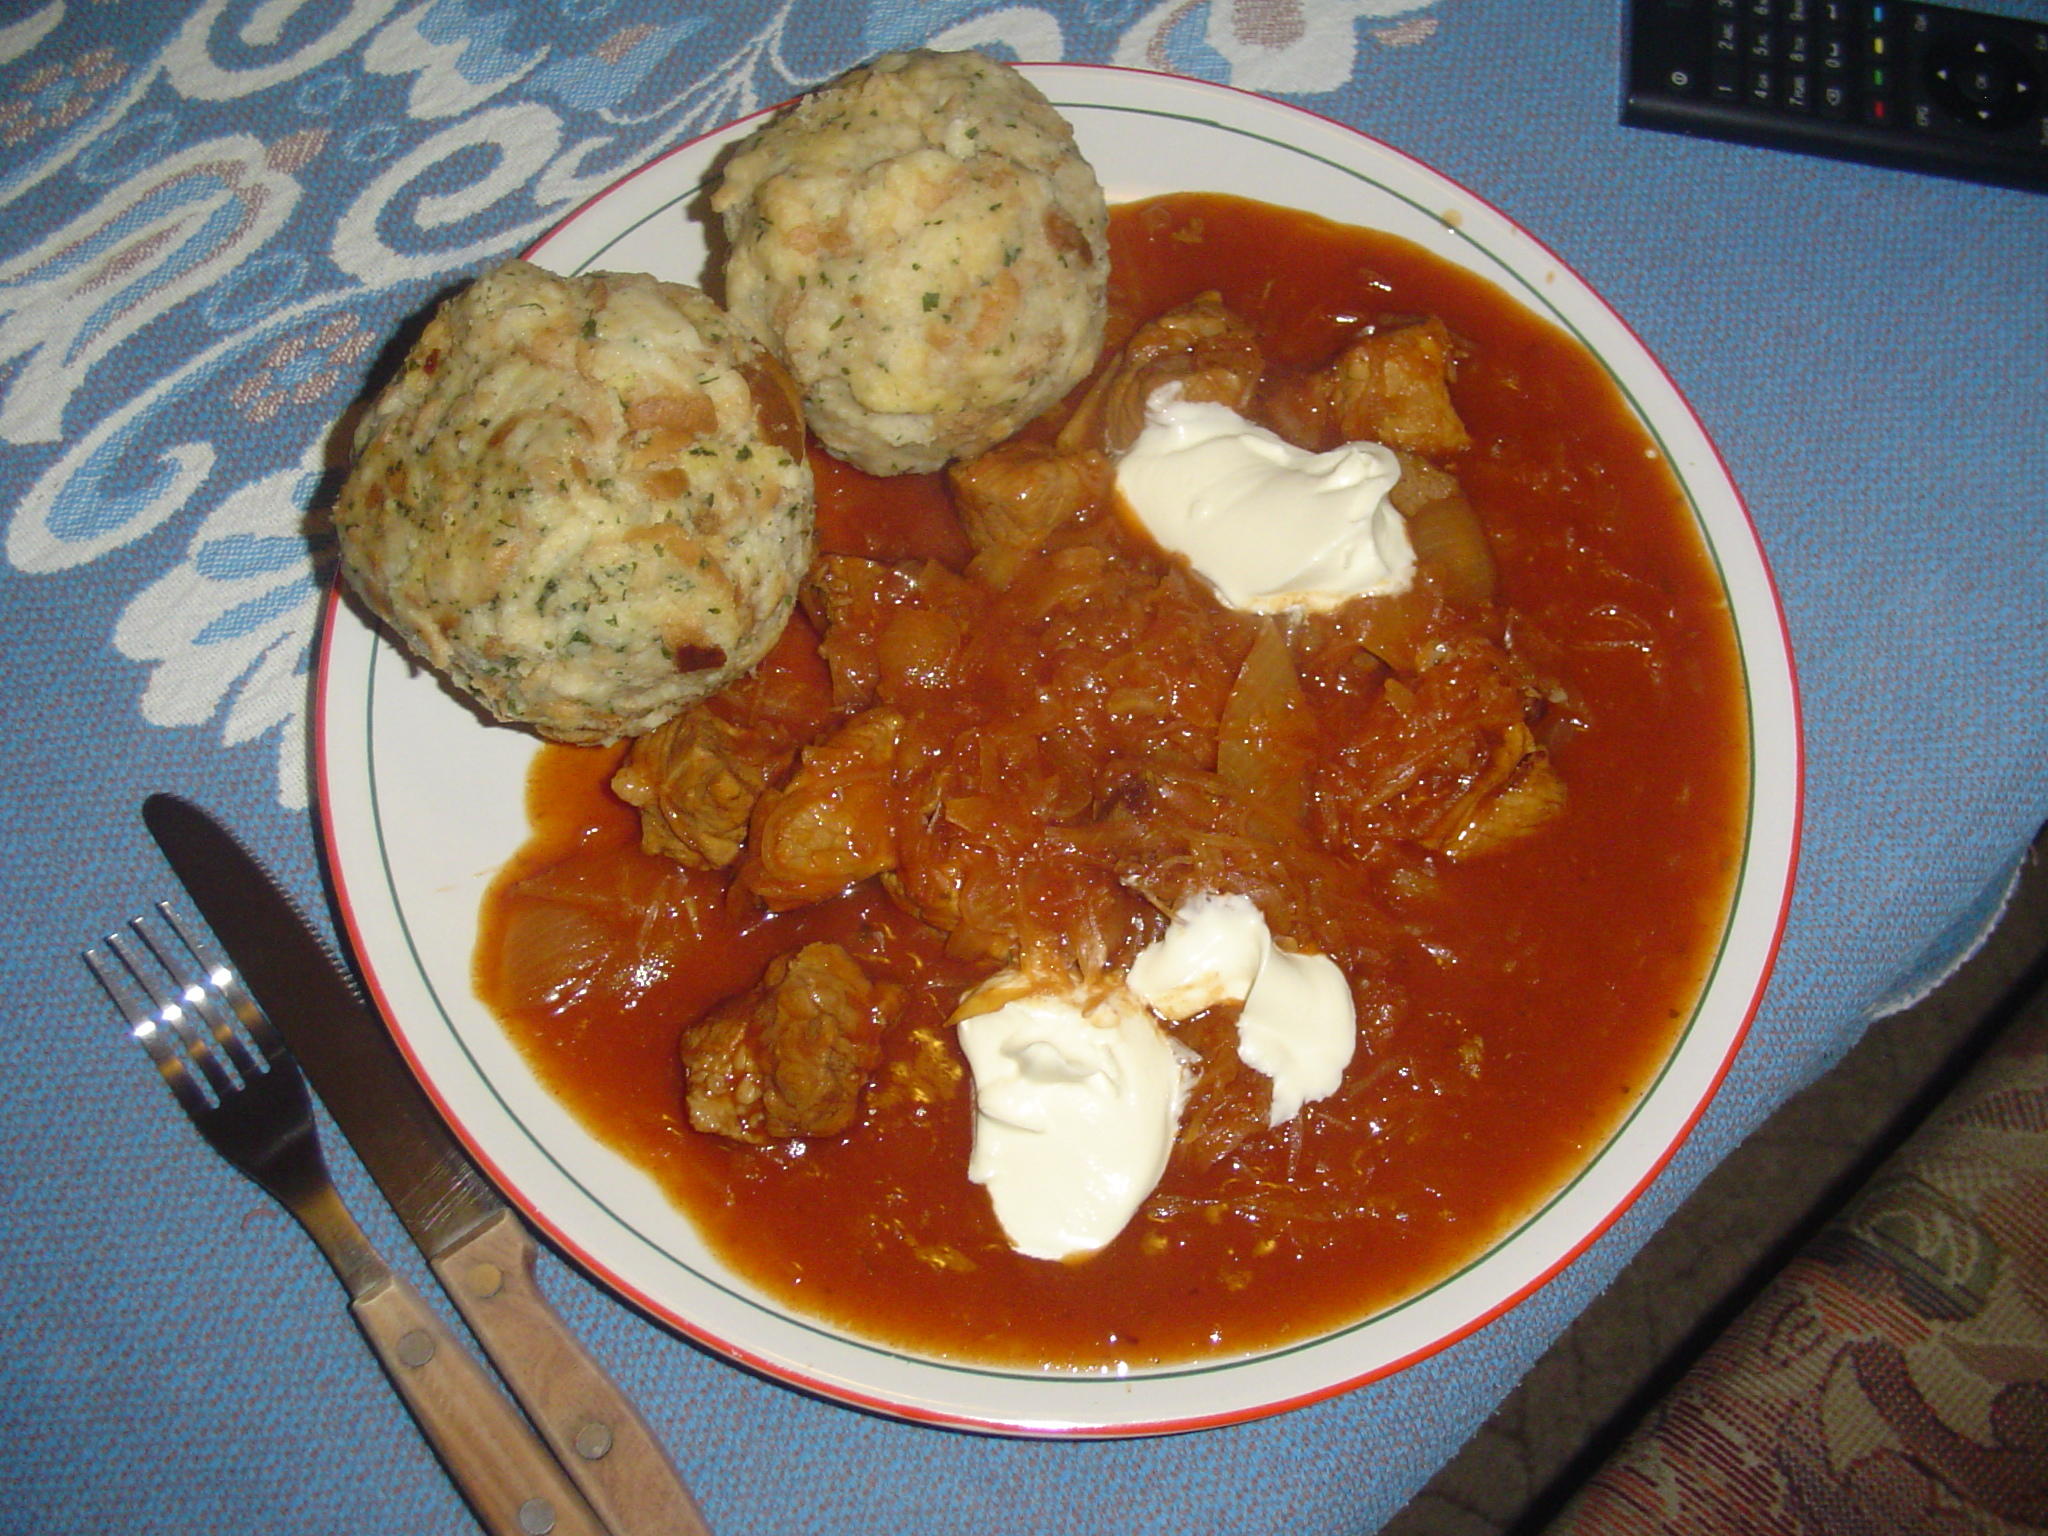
[1129,893,1356,1127]
[956,982,1195,1262]
[958,896,1358,1261]
[1113,388,1415,613]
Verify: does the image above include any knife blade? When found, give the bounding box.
[144,792,712,1536]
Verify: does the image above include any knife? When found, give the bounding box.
[144,792,713,1536]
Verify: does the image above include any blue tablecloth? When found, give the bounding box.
[4,2,2044,1532]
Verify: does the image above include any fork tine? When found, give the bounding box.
[84,937,213,1116]
[154,901,285,1065]
[111,923,237,1104]
[132,905,267,1087]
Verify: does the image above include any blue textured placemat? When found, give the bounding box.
[4,2,2044,1532]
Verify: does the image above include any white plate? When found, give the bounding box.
[317,65,1801,1437]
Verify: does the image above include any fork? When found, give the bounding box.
[88,903,607,1536]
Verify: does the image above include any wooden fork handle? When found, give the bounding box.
[353,1266,608,1536]
[433,1209,714,1536]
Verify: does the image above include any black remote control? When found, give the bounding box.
[1624,0,2048,192]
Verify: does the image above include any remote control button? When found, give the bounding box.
[1955,56,2008,106]
[1926,32,2039,131]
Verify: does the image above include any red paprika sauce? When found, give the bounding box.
[476,195,1749,1369]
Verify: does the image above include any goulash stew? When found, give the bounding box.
[477,194,1749,1368]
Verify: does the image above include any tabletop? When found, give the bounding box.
[4,2,2045,1533]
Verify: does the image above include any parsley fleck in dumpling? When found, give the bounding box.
[713,49,1109,476]
[333,260,814,744]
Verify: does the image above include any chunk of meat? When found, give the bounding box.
[1057,293,1264,454]
[613,709,793,868]
[883,729,1144,972]
[802,555,920,711]
[1262,317,1471,458]
[867,604,968,702]
[740,708,903,908]
[1312,636,1553,856]
[802,555,979,711]
[679,942,898,1144]
[1441,743,1566,859]
[611,624,834,867]
[946,440,1111,583]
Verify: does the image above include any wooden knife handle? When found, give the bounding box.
[434,1208,714,1536]
[352,1267,608,1536]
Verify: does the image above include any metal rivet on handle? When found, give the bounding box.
[573,1420,614,1461]
[517,1497,556,1534]
[396,1330,436,1368]
[465,1261,504,1299]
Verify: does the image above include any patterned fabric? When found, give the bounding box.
[3,3,2045,1535]
[1,0,1440,814]
[1544,991,2048,1535]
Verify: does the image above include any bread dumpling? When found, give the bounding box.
[334,260,814,743]
[713,49,1109,476]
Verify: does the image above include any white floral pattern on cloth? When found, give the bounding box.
[1114,0,1437,93]
[0,0,1442,809]
[112,441,337,809]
